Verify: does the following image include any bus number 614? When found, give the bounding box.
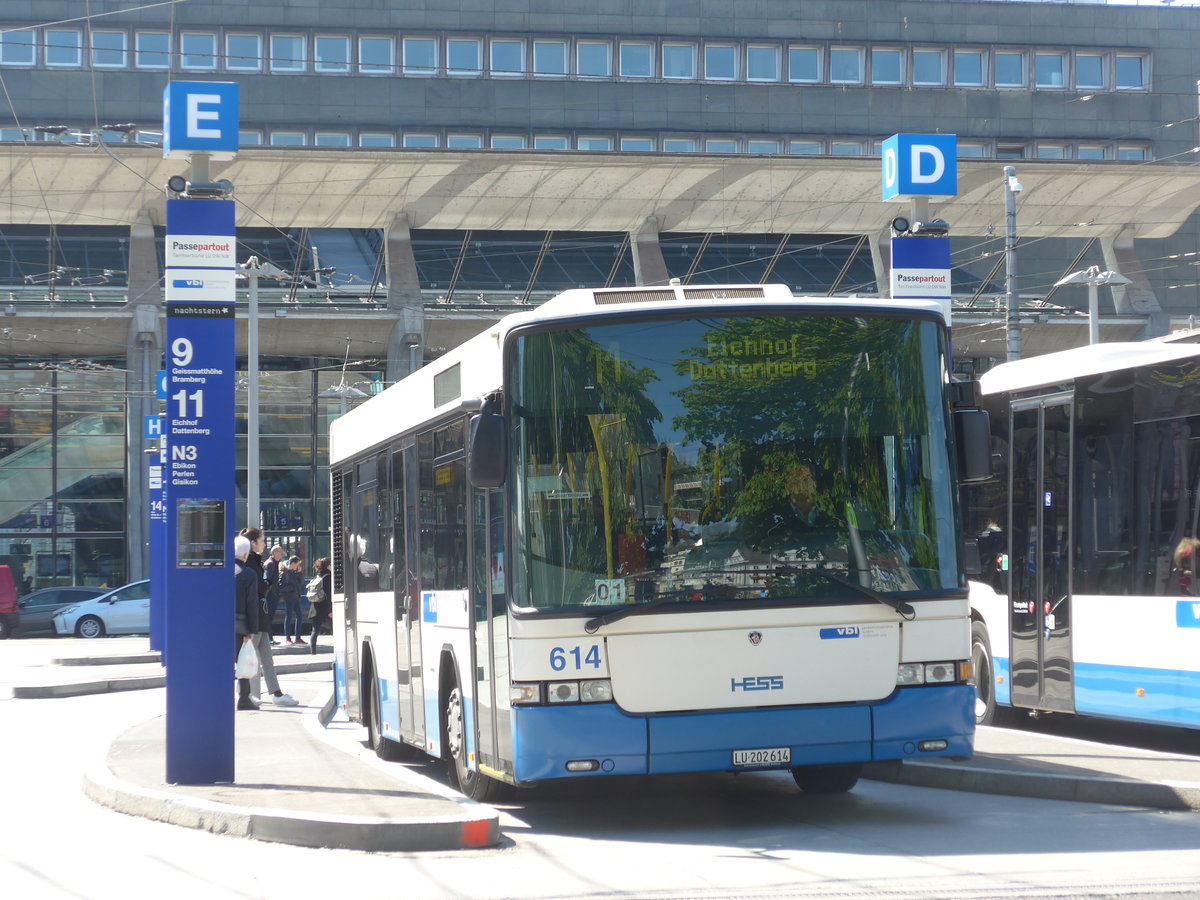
[550,645,602,671]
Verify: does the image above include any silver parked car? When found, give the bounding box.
[53,580,151,639]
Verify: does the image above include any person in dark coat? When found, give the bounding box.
[278,555,306,645]
[234,535,260,711]
[308,557,333,655]
[240,527,269,601]
[263,544,285,643]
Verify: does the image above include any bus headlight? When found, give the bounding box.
[547,681,580,703]
[896,661,971,686]
[512,679,614,705]
[924,662,955,684]
[580,679,612,702]
[510,682,541,705]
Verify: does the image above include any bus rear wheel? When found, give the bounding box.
[791,763,861,794]
[445,683,511,803]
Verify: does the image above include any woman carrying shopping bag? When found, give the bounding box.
[233,535,260,710]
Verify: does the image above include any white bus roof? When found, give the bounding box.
[979,341,1200,396]
[330,284,945,465]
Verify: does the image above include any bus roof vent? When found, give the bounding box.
[682,287,766,301]
[591,286,767,306]
[592,289,677,305]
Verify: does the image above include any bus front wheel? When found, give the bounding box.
[365,671,416,762]
[445,683,511,803]
[791,763,861,794]
[971,619,997,726]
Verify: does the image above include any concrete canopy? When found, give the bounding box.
[2,144,1198,240]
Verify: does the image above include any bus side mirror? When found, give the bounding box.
[963,538,982,576]
[468,413,507,488]
[955,408,992,484]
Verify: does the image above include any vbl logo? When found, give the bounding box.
[731,675,784,692]
[819,626,861,640]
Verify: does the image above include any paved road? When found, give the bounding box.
[3,638,1200,898]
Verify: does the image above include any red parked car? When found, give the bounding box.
[0,565,18,639]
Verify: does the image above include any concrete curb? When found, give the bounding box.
[81,763,499,851]
[55,652,162,666]
[12,659,332,699]
[863,759,1200,811]
[81,708,501,852]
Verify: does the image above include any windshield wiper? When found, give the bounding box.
[774,565,916,620]
[583,594,686,634]
[584,566,916,633]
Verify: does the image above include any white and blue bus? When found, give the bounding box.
[329,283,991,800]
[965,340,1200,729]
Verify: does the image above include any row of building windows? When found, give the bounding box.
[0,26,1150,91]
[0,125,1153,161]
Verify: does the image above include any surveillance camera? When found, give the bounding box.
[911,218,950,237]
[179,179,235,200]
[166,174,187,195]
[890,216,911,236]
[1007,176,1023,193]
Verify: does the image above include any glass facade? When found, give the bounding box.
[0,360,381,592]
[0,368,127,594]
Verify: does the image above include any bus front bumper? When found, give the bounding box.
[511,684,975,783]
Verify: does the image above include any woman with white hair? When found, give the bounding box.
[233,535,259,710]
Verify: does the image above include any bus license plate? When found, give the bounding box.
[732,747,791,767]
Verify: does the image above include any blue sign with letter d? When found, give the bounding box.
[882,134,957,200]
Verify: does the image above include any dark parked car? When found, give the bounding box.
[14,586,108,636]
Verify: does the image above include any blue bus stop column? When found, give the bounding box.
[163,198,237,784]
[148,433,166,657]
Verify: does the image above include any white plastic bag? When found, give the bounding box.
[235,639,259,679]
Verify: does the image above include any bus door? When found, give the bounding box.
[392,441,424,744]
[338,471,361,718]
[471,487,510,777]
[1008,396,1075,714]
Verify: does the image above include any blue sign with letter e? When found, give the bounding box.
[163,81,239,159]
[882,134,957,200]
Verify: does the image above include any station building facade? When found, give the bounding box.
[0,0,1197,589]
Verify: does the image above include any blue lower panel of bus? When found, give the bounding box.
[1072,662,1200,728]
[512,704,649,781]
[333,655,347,710]
[995,654,1011,707]
[511,686,974,783]
[871,684,975,761]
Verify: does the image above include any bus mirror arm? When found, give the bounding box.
[468,412,508,488]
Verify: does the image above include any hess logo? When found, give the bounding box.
[730,675,784,692]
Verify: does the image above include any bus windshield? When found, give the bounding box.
[508,313,961,612]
